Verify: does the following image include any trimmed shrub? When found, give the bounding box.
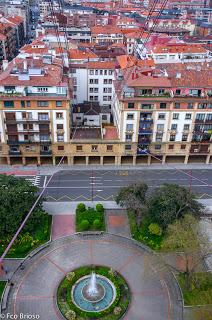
[93,219,101,230]
[65,310,76,320]
[76,203,86,213]
[80,220,89,231]
[148,223,162,236]
[96,203,104,213]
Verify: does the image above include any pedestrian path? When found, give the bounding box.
[0,259,23,281]
[105,209,130,237]
[51,215,75,240]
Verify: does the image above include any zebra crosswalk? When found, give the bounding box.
[25,175,42,187]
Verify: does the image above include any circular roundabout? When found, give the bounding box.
[3,234,183,320]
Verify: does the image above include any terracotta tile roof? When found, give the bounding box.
[151,43,207,54]
[103,126,119,140]
[6,16,23,25]
[159,63,212,88]
[127,75,171,88]
[117,55,155,70]
[91,25,122,35]
[87,61,116,69]
[0,58,65,87]
[0,33,6,41]
[68,49,98,60]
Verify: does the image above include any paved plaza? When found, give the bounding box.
[3,233,183,320]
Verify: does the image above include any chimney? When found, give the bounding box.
[2,60,8,71]
[23,60,27,71]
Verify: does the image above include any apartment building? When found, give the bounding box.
[91,26,124,45]
[0,57,71,165]
[70,61,116,107]
[0,22,17,66]
[112,62,212,165]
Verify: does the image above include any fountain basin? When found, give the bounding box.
[71,274,116,312]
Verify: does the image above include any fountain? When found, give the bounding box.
[71,271,116,311]
[87,272,99,297]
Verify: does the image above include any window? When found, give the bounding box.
[126,124,133,131]
[184,124,190,131]
[94,79,98,84]
[176,89,181,95]
[159,89,165,94]
[38,113,49,120]
[158,113,165,120]
[94,88,98,93]
[21,101,25,108]
[127,114,134,120]
[181,144,186,150]
[57,134,64,142]
[26,101,31,107]
[37,101,49,107]
[90,88,94,93]
[56,101,62,107]
[171,123,177,130]
[141,104,152,110]
[206,114,212,121]
[125,134,132,141]
[56,112,63,119]
[196,113,205,121]
[58,146,64,151]
[73,86,77,92]
[170,134,176,141]
[100,70,103,75]
[156,133,163,142]
[157,124,164,131]
[174,103,180,109]
[95,70,98,75]
[4,101,14,107]
[76,145,82,151]
[103,79,107,84]
[169,145,174,150]
[185,113,191,120]
[188,103,193,109]
[155,145,161,150]
[141,89,152,95]
[37,87,48,92]
[108,79,112,84]
[89,70,94,75]
[109,70,113,75]
[103,96,107,101]
[91,145,98,151]
[128,103,134,109]
[160,103,166,109]
[104,70,107,75]
[182,134,188,142]
[102,115,107,120]
[125,145,131,150]
[107,145,113,151]
[172,113,179,120]
[57,124,63,130]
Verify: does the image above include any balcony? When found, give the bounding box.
[137,147,149,155]
[8,139,37,145]
[138,137,151,144]
[139,128,152,135]
[40,150,52,156]
[9,150,21,155]
[38,118,50,122]
[140,118,153,123]
[137,92,171,98]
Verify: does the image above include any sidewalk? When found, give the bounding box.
[105,209,130,237]
[0,259,23,281]
[0,164,212,176]
[43,201,121,215]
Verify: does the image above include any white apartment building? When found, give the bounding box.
[70,61,116,107]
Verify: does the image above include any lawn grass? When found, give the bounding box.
[0,281,6,300]
[0,215,52,258]
[128,211,163,250]
[76,205,106,232]
[177,273,212,306]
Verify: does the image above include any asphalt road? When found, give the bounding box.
[38,169,212,201]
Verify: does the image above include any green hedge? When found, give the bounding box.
[76,204,106,232]
[57,265,130,319]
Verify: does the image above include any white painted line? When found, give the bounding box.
[43,176,47,188]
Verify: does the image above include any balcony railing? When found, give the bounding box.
[9,150,21,155]
[137,148,149,155]
[40,150,52,156]
[140,118,153,123]
[139,128,152,135]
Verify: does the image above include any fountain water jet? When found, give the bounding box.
[87,272,99,297]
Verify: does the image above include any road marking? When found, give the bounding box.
[43,176,47,188]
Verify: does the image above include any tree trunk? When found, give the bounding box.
[135,209,141,227]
